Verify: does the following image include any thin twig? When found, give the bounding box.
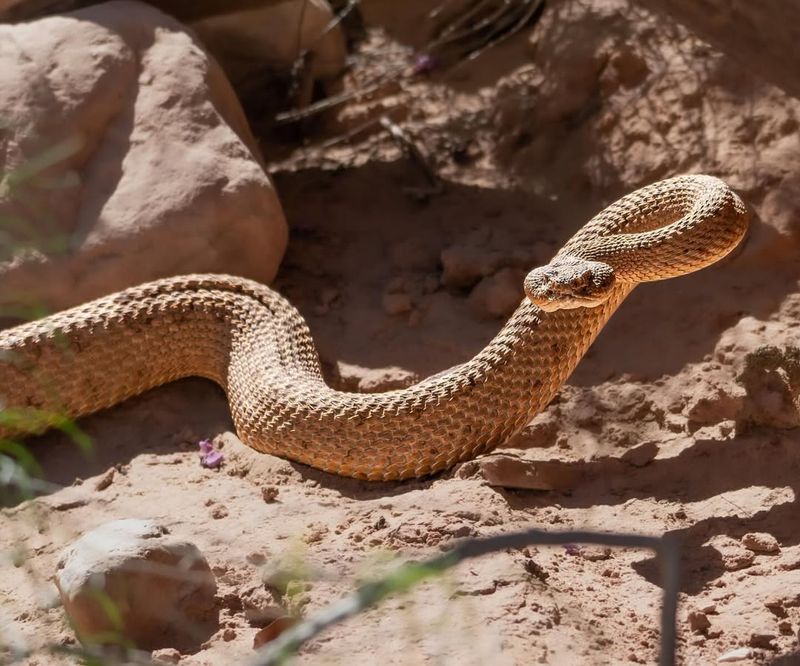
[248,528,681,666]
[273,64,407,124]
[318,116,382,149]
[459,0,545,66]
[306,0,360,53]
[378,116,440,190]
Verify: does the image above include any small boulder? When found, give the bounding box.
[191,0,346,102]
[687,610,711,633]
[55,519,217,650]
[468,268,525,319]
[708,535,755,572]
[440,243,501,289]
[459,453,582,491]
[741,532,781,555]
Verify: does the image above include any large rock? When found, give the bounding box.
[55,519,217,650]
[191,0,346,97]
[0,0,288,315]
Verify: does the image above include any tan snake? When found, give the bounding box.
[0,175,748,480]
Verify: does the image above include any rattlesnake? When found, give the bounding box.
[0,175,748,480]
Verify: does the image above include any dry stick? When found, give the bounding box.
[306,0,360,52]
[458,0,545,66]
[318,116,382,149]
[378,116,441,191]
[273,64,407,124]
[275,0,542,125]
[248,529,681,666]
[432,0,496,45]
[427,0,512,54]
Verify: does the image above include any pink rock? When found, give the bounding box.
[0,1,287,314]
[55,519,217,650]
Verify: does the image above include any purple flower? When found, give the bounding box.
[198,439,224,468]
[201,450,224,468]
[413,53,437,75]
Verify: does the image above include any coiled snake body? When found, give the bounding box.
[0,176,748,480]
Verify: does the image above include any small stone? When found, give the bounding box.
[440,242,501,288]
[764,597,787,617]
[524,559,549,582]
[211,505,229,519]
[779,620,793,635]
[94,468,115,491]
[709,536,755,571]
[56,520,216,650]
[741,532,781,554]
[717,647,752,662]
[687,610,711,633]
[447,523,474,538]
[699,602,718,615]
[222,628,236,641]
[580,547,612,562]
[382,292,413,315]
[261,486,280,503]
[621,441,658,467]
[467,268,524,319]
[246,552,267,566]
[252,616,297,649]
[244,603,286,628]
[748,632,776,649]
[462,454,582,491]
[685,384,745,425]
[152,648,181,664]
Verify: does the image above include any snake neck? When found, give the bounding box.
[228,284,634,479]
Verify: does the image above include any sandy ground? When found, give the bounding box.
[3,1,800,664]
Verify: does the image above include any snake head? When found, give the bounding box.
[524,256,616,312]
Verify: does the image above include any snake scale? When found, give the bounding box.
[0,175,748,480]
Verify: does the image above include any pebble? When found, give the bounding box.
[459,453,582,491]
[211,505,229,519]
[717,647,752,662]
[261,486,280,503]
[620,441,658,467]
[741,532,781,554]
[440,242,501,288]
[580,546,612,562]
[748,632,776,649]
[152,648,181,663]
[709,536,755,571]
[56,519,216,650]
[252,616,298,649]
[687,610,711,633]
[467,268,524,319]
[94,467,115,491]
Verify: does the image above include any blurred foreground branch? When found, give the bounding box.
[250,528,681,666]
